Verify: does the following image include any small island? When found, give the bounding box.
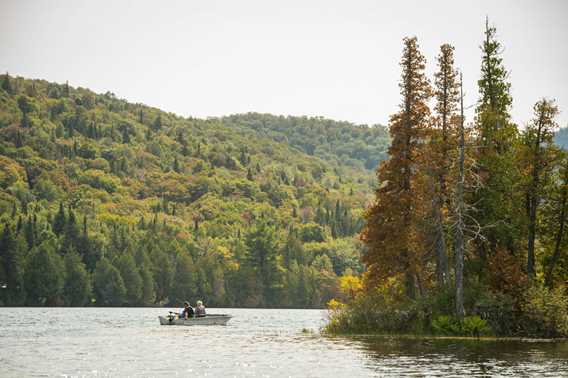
[326,19,568,340]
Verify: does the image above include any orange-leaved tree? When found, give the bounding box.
[362,37,432,299]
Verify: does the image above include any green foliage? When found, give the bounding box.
[63,251,92,306]
[223,113,389,171]
[93,258,126,306]
[432,315,490,336]
[24,239,64,305]
[520,284,568,337]
[244,220,281,306]
[431,315,462,335]
[171,252,197,304]
[0,224,26,305]
[0,75,383,308]
[462,316,491,336]
[115,253,143,305]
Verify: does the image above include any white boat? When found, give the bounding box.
[159,313,232,326]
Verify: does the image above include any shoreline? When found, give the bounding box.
[322,332,568,343]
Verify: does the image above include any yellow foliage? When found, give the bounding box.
[326,298,345,311]
[339,274,362,299]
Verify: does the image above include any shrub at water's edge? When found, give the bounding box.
[324,278,568,338]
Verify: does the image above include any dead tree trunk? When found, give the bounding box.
[454,73,466,319]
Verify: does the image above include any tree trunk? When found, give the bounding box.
[434,198,448,286]
[545,168,567,288]
[527,109,544,279]
[454,73,466,319]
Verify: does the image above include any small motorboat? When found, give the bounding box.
[159,312,232,326]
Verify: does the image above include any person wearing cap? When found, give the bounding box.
[182,301,195,319]
[195,300,206,317]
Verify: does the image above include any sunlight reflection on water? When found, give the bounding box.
[0,307,567,377]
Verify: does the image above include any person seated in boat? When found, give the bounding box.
[195,300,206,317]
[182,301,195,319]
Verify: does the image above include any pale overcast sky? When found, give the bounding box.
[1,0,567,127]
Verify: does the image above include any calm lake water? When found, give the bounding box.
[0,307,567,377]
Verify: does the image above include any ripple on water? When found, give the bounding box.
[1,308,568,377]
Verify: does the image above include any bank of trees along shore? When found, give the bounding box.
[328,19,568,338]
[0,71,390,307]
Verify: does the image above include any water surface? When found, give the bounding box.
[0,308,567,377]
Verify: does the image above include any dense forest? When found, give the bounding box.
[327,19,568,338]
[0,74,389,308]
[222,113,389,171]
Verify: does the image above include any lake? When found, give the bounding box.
[0,307,567,377]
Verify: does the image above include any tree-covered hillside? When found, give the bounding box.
[555,127,568,149]
[0,74,384,308]
[223,113,389,171]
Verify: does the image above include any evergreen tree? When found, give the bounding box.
[362,37,432,298]
[62,208,80,251]
[150,248,174,303]
[1,72,13,94]
[430,43,460,286]
[93,258,126,306]
[283,231,304,268]
[152,114,162,131]
[115,253,143,305]
[173,156,181,173]
[24,216,35,249]
[245,220,281,305]
[139,263,156,306]
[523,99,560,278]
[0,224,26,305]
[63,251,92,306]
[543,155,568,288]
[171,252,197,304]
[472,18,521,280]
[53,202,66,235]
[25,239,65,305]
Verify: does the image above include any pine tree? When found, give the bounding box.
[53,202,66,235]
[429,43,460,286]
[245,220,281,305]
[94,258,126,306]
[362,37,432,298]
[171,253,197,304]
[139,263,156,305]
[523,99,559,278]
[472,18,521,276]
[1,72,13,94]
[116,253,143,305]
[62,208,80,251]
[0,224,25,305]
[25,240,65,305]
[63,251,92,306]
[152,114,162,132]
[173,156,181,173]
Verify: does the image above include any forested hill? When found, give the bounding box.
[222,113,389,171]
[0,74,386,308]
[555,127,568,149]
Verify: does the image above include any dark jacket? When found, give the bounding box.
[183,306,195,318]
